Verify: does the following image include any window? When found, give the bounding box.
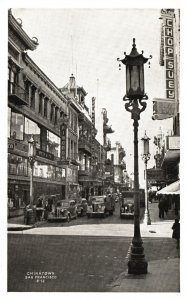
[24,80,30,101]
[30,86,36,109]
[50,104,54,122]
[8,67,18,94]
[55,107,58,125]
[39,93,43,115]
[47,130,60,157]
[44,98,48,118]
[24,117,40,148]
[10,110,24,140]
[8,107,11,138]
[33,161,56,179]
[8,154,28,176]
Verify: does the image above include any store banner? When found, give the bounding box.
[152,98,175,120]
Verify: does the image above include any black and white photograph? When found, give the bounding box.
[1,0,186,296]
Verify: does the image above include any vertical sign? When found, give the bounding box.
[60,123,67,160]
[91,97,95,165]
[161,9,175,100]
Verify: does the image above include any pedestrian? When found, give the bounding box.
[158,199,165,219]
[44,200,50,220]
[172,218,180,249]
[164,198,169,217]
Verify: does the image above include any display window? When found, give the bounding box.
[8,154,28,176]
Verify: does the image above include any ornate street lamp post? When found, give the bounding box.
[141,131,151,225]
[118,38,152,274]
[28,135,36,224]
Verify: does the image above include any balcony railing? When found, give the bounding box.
[8,81,29,105]
[78,137,92,154]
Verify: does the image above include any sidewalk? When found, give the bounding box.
[109,202,180,292]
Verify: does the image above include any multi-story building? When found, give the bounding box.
[8,10,78,216]
[60,74,106,199]
[107,142,126,193]
[152,9,180,187]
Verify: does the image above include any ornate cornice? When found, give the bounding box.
[8,9,38,51]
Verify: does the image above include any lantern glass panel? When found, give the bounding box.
[28,142,34,157]
[131,66,140,92]
[139,65,144,93]
[143,139,149,155]
[126,67,130,94]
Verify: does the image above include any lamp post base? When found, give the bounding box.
[143,210,151,225]
[128,239,148,274]
[128,259,148,275]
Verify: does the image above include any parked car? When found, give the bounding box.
[76,198,88,216]
[120,197,134,218]
[47,200,77,222]
[87,195,115,218]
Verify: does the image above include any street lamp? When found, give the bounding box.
[141,131,151,225]
[118,38,152,274]
[28,135,36,224]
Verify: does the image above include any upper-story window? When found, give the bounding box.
[38,93,43,115]
[44,98,48,118]
[30,85,36,109]
[8,66,18,94]
[50,103,55,122]
[55,107,58,125]
[10,109,24,140]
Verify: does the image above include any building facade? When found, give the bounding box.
[151,9,180,189]
[8,10,78,216]
[60,75,106,199]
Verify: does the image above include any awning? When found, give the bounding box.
[156,180,180,195]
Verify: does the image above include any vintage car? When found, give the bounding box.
[76,198,88,216]
[87,197,106,218]
[87,195,115,218]
[47,200,77,222]
[120,198,134,218]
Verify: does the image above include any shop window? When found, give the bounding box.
[33,161,56,179]
[8,154,28,176]
[24,117,40,148]
[8,107,11,138]
[10,110,24,140]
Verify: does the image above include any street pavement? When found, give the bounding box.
[7,202,180,292]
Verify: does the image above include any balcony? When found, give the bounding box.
[103,124,114,134]
[78,137,92,154]
[78,169,90,176]
[8,81,29,106]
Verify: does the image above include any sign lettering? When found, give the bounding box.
[36,149,54,160]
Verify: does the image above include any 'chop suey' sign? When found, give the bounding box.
[161,9,175,100]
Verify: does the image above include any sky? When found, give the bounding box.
[10,7,174,188]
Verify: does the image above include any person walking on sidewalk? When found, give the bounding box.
[158,198,165,219]
[172,218,180,249]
